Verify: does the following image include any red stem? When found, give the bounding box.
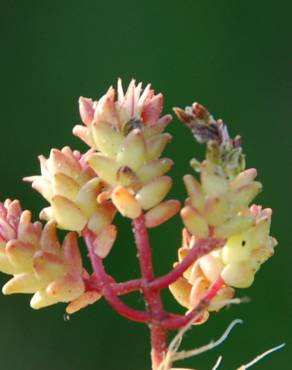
[113,279,143,295]
[84,220,225,369]
[162,276,225,330]
[85,237,223,296]
[132,214,167,370]
[150,238,224,290]
[83,229,150,324]
[85,276,142,296]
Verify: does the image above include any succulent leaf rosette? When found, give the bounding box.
[0,199,99,310]
[24,147,116,237]
[73,79,180,226]
[169,103,277,322]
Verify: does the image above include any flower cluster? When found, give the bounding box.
[0,79,279,370]
[170,201,276,321]
[0,80,277,326]
[169,229,235,323]
[181,163,262,239]
[169,104,277,320]
[0,199,96,310]
[73,80,180,226]
[24,147,116,235]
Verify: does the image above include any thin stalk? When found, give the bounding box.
[85,276,142,296]
[163,277,225,330]
[150,238,225,290]
[132,214,168,370]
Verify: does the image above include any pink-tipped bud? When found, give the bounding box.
[79,97,94,126]
[93,225,117,258]
[137,158,173,184]
[183,174,205,211]
[87,153,119,185]
[146,133,172,161]
[136,176,172,210]
[51,196,87,232]
[117,129,146,171]
[2,273,41,295]
[46,273,85,302]
[145,200,180,228]
[91,121,124,158]
[66,291,101,314]
[112,186,141,219]
[180,206,209,239]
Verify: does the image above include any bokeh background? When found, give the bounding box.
[0,1,291,369]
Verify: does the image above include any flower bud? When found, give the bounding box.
[136,176,172,210]
[145,200,180,228]
[112,186,142,219]
[91,121,124,158]
[116,129,146,170]
[180,206,209,239]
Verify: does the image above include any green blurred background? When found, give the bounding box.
[0,1,291,369]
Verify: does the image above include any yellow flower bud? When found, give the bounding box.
[66,291,101,314]
[183,174,204,211]
[87,153,119,185]
[2,273,42,294]
[112,186,142,219]
[30,290,58,309]
[91,121,124,158]
[93,225,117,258]
[169,276,192,309]
[6,240,36,273]
[136,176,172,210]
[201,161,229,197]
[137,158,173,184]
[221,262,254,288]
[116,129,146,170]
[180,206,209,239]
[145,200,180,228]
[145,133,172,161]
[46,273,85,302]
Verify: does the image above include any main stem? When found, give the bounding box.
[132,214,167,370]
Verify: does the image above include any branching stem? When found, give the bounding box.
[83,229,150,323]
[84,221,225,370]
[149,238,225,291]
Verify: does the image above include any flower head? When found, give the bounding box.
[170,203,276,321]
[181,161,262,239]
[73,80,180,225]
[170,103,277,322]
[75,78,172,145]
[169,229,235,324]
[24,146,116,239]
[220,204,277,288]
[0,199,96,310]
[174,102,263,239]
